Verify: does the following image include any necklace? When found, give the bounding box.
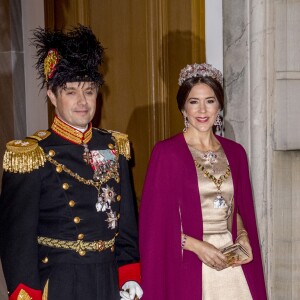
[202,151,217,165]
[194,160,231,209]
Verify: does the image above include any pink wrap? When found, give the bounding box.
[139,133,267,299]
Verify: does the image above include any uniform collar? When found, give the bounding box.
[51,115,92,144]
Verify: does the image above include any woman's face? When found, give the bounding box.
[182,83,220,134]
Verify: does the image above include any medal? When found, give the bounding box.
[82,143,91,164]
[95,185,116,212]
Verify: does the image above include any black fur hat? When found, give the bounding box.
[31,25,104,89]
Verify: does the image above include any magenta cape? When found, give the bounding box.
[139,133,267,299]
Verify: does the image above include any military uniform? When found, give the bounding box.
[0,116,140,300]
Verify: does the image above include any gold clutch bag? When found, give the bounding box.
[220,243,249,265]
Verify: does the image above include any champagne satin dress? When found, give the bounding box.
[189,145,253,300]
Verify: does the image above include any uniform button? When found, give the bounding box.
[117,195,121,201]
[56,165,63,173]
[62,183,69,190]
[116,178,120,183]
[69,200,76,207]
[111,246,115,252]
[78,233,84,240]
[48,150,55,157]
[79,250,86,256]
[74,217,81,224]
[117,213,120,219]
[108,143,114,149]
[42,257,49,263]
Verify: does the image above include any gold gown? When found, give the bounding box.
[189,146,253,300]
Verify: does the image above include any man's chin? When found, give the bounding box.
[70,120,92,129]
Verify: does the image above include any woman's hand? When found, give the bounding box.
[184,235,228,271]
[231,235,253,267]
[234,215,253,267]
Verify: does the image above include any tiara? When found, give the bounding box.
[178,63,223,86]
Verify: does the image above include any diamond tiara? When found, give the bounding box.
[178,63,223,86]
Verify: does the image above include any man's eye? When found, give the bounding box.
[85,89,96,95]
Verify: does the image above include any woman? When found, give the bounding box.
[139,63,267,299]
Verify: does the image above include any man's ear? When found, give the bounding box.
[47,89,57,107]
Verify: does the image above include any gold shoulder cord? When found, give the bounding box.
[110,131,131,160]
[42,280,49,300]
[3,130,50,173]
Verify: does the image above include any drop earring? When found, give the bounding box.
[183,116,189,132]
[214,114,223,132]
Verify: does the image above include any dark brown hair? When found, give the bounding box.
[176,76,224,112]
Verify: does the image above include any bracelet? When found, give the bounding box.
[181,234,187,249]
[237,229,248,236]
[236,229,248,242]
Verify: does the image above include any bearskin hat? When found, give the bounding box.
[31,24,104,89]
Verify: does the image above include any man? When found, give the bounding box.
[0,25,142,300]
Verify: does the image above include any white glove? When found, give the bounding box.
[120,281,143,300]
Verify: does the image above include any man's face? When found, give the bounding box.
[47,82,97,129]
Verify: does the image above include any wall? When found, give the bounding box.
[271,1,300,298]
[21,0,48,135]
[223,0,300,298]
[0,1,46,298]
[205,0,223,72]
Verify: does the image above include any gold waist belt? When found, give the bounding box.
[37,236,115,254]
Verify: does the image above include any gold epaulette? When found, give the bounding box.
[3,130,50,173]
[109,130,131,160]
[28,129,51,141]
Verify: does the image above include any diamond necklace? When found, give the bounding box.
[194,160,231,209]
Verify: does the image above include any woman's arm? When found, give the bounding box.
[232,213,253,266]
[182,234,227,271]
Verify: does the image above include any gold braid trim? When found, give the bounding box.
[51,116,92,144]
[46,155,120,186]
[17,289,31,300]
[37,236,116,252]
[42,280,49,300]
[3,139,46,173]
[110,131,131,160]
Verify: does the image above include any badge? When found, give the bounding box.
[106,211,118,229]
[90,149,117,181]
[95,185,116,212]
